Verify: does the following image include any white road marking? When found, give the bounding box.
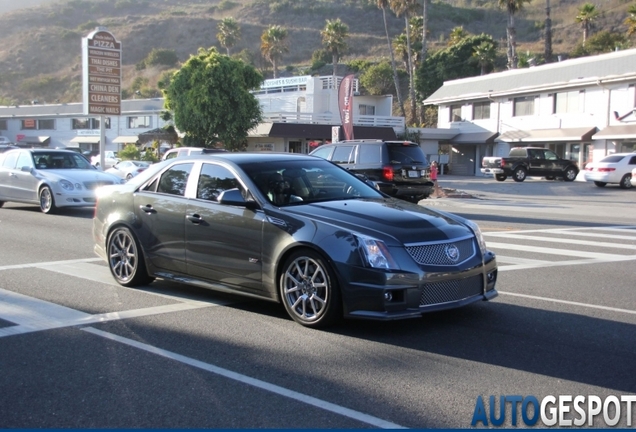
[486,234,636,250]
[0,257,101,271]
[82,327,407,429]
[486,241,631,259]
[499,291,636,316]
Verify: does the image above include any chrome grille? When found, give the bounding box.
[420,274,483,306]
[405,236,475,266]
[83,181,115,190]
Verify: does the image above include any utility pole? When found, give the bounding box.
[544,0,553,63]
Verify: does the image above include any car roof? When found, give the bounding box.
[167,152,318,164]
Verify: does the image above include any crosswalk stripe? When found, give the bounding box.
[486,233,636,250]
[486,241,630,259]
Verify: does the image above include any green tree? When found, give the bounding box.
[163,47,263,151]
[360,62,395,95]
[498,0,533,69]
[416,34,498,100]
[376,0,406,118]
[217,17,241,56]
[260,25,289,78]
[471,40,498,75]
[570,30,628,57]
[448,26,469,46]
[626,4,636,38]
[321,18,349,76]
[118,143,141,161]
[145,48,179,67]
[576,3,600,45]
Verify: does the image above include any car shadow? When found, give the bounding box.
[1,205,94,219]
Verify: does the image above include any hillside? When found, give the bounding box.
[0,0,633,105]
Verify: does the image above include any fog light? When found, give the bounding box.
[487,272,495,282]
[384,291,393,301]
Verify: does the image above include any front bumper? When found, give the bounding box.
[341,252,498,321]
[53,190,97,208]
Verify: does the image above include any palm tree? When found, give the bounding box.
[260,25,289,79]
[626,3,636,38]
[393,34,410,70]
[321,18,349,77]
[576,3,600,45]
[376,0,406,118]
[389,0,420,125]
[472,41,498,75]
[217,17,241,56]
[421,0,429,63]
[498,0,533,69]
[448,26,469,46]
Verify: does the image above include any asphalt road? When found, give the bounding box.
[0,177,635,428]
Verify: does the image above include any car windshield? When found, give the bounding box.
[599,155,625,163]
[239,159,385,206]
[34,152,94,170]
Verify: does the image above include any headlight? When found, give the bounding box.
[466,220,487,255]
[355,234,399,270]
[59,179,74,191]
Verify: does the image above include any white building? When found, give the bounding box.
[0,75,405,155]
[423,49,636,176]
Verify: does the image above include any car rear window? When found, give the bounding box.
[387,145,427,164]
[600,155,625,163]
[509,148,529,157]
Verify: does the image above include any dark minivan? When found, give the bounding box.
[310,140,433,202]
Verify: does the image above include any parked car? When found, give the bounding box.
[631,167,636,188]
[0,144,19,153]
[583,152,636,189]
[481,147,579,182]
[91,151,120,169]
[0,136,13,145]
[106,160,151,180]
[309,140,434,202]
[162,147,227,161]
[93,152,498,328]
[0,149,123,213]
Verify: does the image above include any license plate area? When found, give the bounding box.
[408,170,420,178]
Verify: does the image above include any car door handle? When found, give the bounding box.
[139,204,156,214]
[186,213,203,224]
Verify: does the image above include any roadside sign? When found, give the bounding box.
[82,28,122,116]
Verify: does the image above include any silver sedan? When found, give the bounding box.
[106,160,151,181]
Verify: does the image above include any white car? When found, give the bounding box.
[0,149,123,214]
[105,160,150,180]
[583,152,636,189]
[631,167,636,188]
[91,151,120,169]
[162,147,227,161]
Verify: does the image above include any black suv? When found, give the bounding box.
[310,140,433,202]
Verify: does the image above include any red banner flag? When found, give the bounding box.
[338,74,355,141]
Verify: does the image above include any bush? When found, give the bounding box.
[145,49,179,67]
[118,144,141,161]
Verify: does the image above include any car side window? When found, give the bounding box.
[1,152,18,169]
[331,146,354,164]
[310,146,333,160]
[544,150,558,160]
[157,163,193,196]
[629,156,636,165]
[357,145,382,164]
[16,152,34,169]
[528,149,542,160]
[196,164,240,202]
[164,151,177,160]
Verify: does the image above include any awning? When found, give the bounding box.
[17,136,50,145]
[112,135,139,143]
[592,124,636,140]
[70,136,100,144]
[449,131,498,144]
[249,122,397,141]
[496,127,597,143]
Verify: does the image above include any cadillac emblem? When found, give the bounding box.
[445,244,460,262]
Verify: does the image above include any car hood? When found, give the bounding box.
[37,169,121,183]
[280,198,473,245]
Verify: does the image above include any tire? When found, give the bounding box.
[512,167,526,182]
[594,181,607,188]
[545,176,555,180]
[39,185,57,214]
[279,249,341,328]
[125,174,133,181]
[495,174,507,182]
[619,174,632,189]
[563,167,578,182]
[107,226,154,287]
[0,201,4,208]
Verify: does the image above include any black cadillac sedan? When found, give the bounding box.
[93,152,498,328]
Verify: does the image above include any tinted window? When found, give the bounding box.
[600,155,625,163]
[387,145,427,164]
[509,148,528,157]
[157,163,193,196]
[357,145,382,164]
[629,156,636,165]
[544,150,558,160]
[197,164,239,202]
[331,146,355,164]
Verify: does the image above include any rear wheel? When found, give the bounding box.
[563,167,578,182]
[39,186,57,214]
[0,201,4,208]
[620,174,632,189]
[594,181,607,188]
[107,227,154,287]
[512,167,526,182]
[495,174,506,182]
[279,249,341,328]
[125,173,133,180]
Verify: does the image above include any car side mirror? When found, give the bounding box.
[21,165,33,173]
[218,188,259,210]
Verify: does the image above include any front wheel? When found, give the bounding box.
[279,249,341,328]
[495,174,507,182]
[512,167,526,182]
[619,174,632,189]
[107,227,154,287]
[563,167,578,182]
[125,174,133,181]
[39,186,57,214]
[594,181,607,188]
